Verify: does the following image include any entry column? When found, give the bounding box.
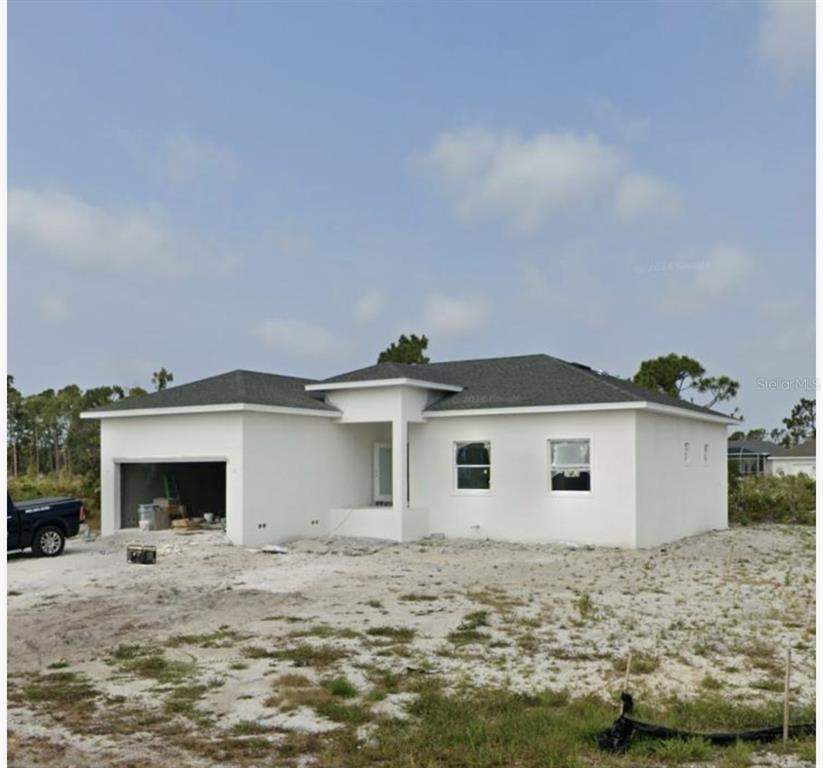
[391,417,408,513]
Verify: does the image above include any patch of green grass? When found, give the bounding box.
[699,674,723,691]
[365,599,384,609]
[273,642,348,668]
[447,610,492,646]
[109,645,196,684]
[637,737,714,762]
[465,586,526,612]
[612,652,660,675]
[399,592,438,602]
[46,660,70,670]
[323,677,358,698]
[365,626,416,643]
[165,629,245,648]
[7,590,22,597]
[227,719,272,736]
[576,593,596,620]
[288,624,361,640]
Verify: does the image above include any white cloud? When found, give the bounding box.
[756,0,815,77]
[8,187,235,275]
[423,129,623,232]
[255,318,337,358]
[423,293,490,336]
[38,295,68,323]
[354,290,384,322]
[164,132,237,185]
[614,172,681,221]
[422,128,680,231]
[655,244,751,314]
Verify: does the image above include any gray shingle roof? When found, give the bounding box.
[91,354,734,419]
[90,370,339,413]
[772,439,816,457]
[727,439,780,456]
[318,354,733,418]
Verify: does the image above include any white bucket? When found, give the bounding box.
[138,504,155,530]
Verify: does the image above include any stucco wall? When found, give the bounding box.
[240,413,387,546]
[100,412,244,540]
[634,411,727,548]
[409,410,638,547]
[767,457,816,478]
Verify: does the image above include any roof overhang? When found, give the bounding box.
[81,403,341,420]
[305,377,463,393]
[423,401,737,425]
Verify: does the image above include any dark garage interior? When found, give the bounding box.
[119,461,226,528]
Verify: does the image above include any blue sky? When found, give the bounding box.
[8,0,815,430]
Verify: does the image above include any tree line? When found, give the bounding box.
[6,368,173,479]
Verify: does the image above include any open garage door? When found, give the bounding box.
[119,461,226,529]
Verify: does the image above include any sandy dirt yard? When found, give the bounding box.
[6,524,816,767]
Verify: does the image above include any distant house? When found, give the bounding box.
[769,439,816,479]
[82,353,734,549]
[727,440,779,476]
[727,439,816,479]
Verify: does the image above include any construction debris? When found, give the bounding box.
[597,693,815,752]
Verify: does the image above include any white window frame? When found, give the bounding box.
[548,438,592,495]
[453,441,491,494]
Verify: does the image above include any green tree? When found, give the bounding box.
[744,428,767,441]
[151,368,174,391]
[378,334,430,364]
[128,386,149,398]
[782,397,815,446]
[7,376,24,477]
[632,353,739,409]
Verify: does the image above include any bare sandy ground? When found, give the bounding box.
[6,524,816,767]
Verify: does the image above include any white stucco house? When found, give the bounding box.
[82,353,735,549]
[728,439,816,479]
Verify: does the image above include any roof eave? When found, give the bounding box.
[423,401,737,424]
[81,403,341,419]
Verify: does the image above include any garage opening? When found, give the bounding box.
[119,461,226,529]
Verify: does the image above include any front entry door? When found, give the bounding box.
[373,443,392,504]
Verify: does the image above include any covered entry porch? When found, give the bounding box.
[328,418,428,542]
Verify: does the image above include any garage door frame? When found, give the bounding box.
[115,455,229,529]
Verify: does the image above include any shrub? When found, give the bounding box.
[8,472,100,530]
[728,473,815,525]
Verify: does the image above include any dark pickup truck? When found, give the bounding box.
[7,494,86,557]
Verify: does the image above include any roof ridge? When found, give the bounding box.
[426,352,548,368]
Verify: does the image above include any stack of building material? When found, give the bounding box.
[171,517,203,534]
[153,497,186,525]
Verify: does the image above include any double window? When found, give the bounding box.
[549,439,591,492]
[454,441,491,491]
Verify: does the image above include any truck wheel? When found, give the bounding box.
[32,526,65,557]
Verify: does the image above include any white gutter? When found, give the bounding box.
[424,400,737,425]
[81,403,341,420]
[305,377,463,393]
